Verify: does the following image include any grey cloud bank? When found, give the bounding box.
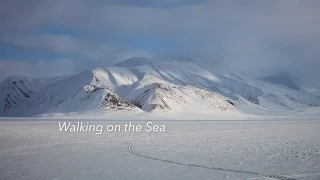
[0,0,319,85]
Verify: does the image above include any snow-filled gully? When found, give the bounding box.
[124,141,296,180]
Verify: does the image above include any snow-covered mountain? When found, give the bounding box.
[2,70,141,117]
[260,72,301,90]
[0,76,66,115]
[127,83,233,112]
[1,57,320,117]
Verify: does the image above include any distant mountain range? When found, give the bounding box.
[1,57,320,117]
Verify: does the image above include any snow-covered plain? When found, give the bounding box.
[1,119,320,180]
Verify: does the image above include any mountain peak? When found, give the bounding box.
[159,55,196,63]
[261,72,301,90]
[116,57,153,67]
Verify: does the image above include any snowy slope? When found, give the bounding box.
[1,57,320,117]
[114,58,320,111]
[127,83,234,112]
[2,70,141,116]
[256,72,320,109]
[0,76,66,114]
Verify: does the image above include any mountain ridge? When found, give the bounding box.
[1,58,319,117]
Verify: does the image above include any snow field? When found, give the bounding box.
[1,120,320,180]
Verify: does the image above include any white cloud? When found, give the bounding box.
[1,34,116,61]
[0,59,79,80]
[0,0,320,83]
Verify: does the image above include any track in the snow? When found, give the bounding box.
[124,141,296,180]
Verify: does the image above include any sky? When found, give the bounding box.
[0,0,320,85]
